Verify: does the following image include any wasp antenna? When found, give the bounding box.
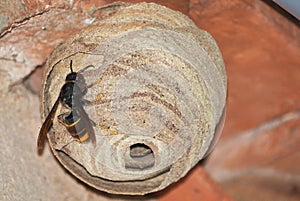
[70,60,73,73]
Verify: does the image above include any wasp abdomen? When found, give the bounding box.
[58,111,89,143]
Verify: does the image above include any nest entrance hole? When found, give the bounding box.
[125,143,155,170]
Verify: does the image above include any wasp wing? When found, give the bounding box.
[37,98,60,155]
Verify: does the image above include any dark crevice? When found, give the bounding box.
[125,143,155,170]
[0,6,52,38]
[262,0,300,26]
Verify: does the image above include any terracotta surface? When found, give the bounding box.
[189,0,300,138]
[187,0,300,201]
[1,0,299,201]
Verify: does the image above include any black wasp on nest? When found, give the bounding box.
[37,60,96,155]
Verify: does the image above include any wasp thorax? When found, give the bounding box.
[41,2,227,195]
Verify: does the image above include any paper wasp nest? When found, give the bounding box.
[41,2,227,195]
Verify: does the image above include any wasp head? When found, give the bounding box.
[65,72,77,81]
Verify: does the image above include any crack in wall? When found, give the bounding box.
[0,5,52,38]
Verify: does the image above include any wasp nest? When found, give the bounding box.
[40,2,227,195]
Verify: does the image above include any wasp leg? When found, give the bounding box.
[57,112,79,127]
[90,119,97,127]
[92,93,104,104]
[97,125,119,135]
[81,92,104,106]
[81,99,93,106]
[57,112,81,139]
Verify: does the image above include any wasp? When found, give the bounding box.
[37,60,96,155]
